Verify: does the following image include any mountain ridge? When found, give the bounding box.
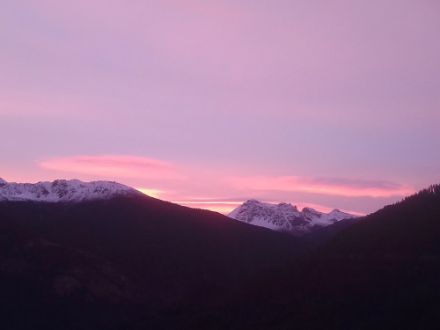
[1,178,440,329]
[229,199,356,236]
[0,178,141,203]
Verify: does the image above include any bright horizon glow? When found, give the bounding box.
[136,188,163,199]
[0,174,369,215]
[0,153,422,215]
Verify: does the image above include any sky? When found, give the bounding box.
[1,0,439,215]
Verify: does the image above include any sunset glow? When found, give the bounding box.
[136,188,163,199]
[174,201,243,215]
[1,0,439,215]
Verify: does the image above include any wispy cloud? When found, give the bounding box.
[39,155,185,181]
[227,176,414,198]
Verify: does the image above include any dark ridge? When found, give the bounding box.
[2,184,440,329]
[0,195,299,329]
[227,183,440,329]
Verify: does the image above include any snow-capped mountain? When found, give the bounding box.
[0,178,141,203]
[229,199,356,236]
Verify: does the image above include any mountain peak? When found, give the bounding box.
[229,200,356,236]
[0,179,141,203]
[243,199,263,205]
[0,177,7,185]
[302,207,320,214]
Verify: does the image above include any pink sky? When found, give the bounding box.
[1,1,439,214]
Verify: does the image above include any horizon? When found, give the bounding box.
[1,1,439,215]
[0,175,369,215]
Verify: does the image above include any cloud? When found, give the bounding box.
[39,155,185,181]
[227,176,414,198]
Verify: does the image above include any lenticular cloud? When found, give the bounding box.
[39,155,185,181]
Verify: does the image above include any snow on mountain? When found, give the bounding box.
[0,178,141,203]
[229,200,356,236]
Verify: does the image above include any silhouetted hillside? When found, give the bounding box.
[0,195,299,329]
[327,184,440,256]
[2,185,440,329]
[229,184,440,330]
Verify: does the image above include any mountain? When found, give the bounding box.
[0,179,300,330]
[324,184,440,256]
[3,178,440,329]
[229,199,356,236]
[226,184,440,330]
[0,178,140,202]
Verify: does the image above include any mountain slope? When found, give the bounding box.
[0,191,300,330]
[228,184,440,330]
[229,199,355,236]
[3,179,440,329]
[325,184,440,256]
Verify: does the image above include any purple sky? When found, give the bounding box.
[1,0,439,214]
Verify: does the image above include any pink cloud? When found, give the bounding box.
[227,176,414,198]
[39,155,185,181]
